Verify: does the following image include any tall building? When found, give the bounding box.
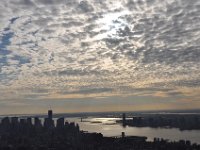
[56,117,64,129]
[11,117,18,125]
[1,117,10,132]
[1,117,10,126]
[44,110,54,129]
[27,117,32,126]
[20,119,26,125]
[122,132,125,138]
[48,110,53,120]
[122,113,126,127]
[122,113,126,122]
[34,117,42,128]
[11,117,19,131]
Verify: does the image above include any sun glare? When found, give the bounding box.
[94,10,131,39]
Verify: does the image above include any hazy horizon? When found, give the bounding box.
[1,107,200,117]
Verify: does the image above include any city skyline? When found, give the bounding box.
[0,0,200,114]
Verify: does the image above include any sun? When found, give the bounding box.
[94,10,131,39]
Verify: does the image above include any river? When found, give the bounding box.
[66,117,200,144]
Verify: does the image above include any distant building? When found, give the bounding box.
[57,117,64,128]
[122,113,126,127]
[44,110,54,128]
[133,117,142,125]
[11,117,18,125]
[27,117,32,126]
[1,117,10,126]
[10,117,19,131]
[1,117,10,132]
[48,110,53,120]
[34,117,42,128]
[122,132,125,138]
[20,119,26,125]
[76,124,80,131]
[122,113,126,122]
[65,121,69,126]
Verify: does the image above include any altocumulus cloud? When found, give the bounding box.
[0,0,200,112]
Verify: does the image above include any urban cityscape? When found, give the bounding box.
[0,110,200,150]
[1,0,200,149]
[120,113,200,130]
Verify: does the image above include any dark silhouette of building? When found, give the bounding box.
[34,117,42,127]
[118,113,200,130]
[27,117,32,126]
[1,117,10,126]
[44,110,55,129]
[0,117,10,133]
[11,117,18,125]
[56,117,64,129]
[0,111,200,150]
[20,118,26,125]
[122,113,126,127]
[48,110,53,120]
[122,132,125,138]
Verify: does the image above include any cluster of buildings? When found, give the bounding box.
[120,113,200,130]
[0,110,79,132]
[0,110,81,149]
[0,111,199,150]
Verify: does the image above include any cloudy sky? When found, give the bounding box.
[0,0,200,114]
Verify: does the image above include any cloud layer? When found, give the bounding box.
[0,0,200,113]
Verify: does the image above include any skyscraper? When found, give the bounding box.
[122,113,126,127]
[56,117,64,129]
[48,110,53,120]
[34,117,42,128]
[44,110,54,129]
[27,117,32,126]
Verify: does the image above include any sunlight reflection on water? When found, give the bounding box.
[66,117,200,144]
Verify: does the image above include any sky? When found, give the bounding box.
[0,0,200,115]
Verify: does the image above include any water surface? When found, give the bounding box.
[66,117,200,144]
